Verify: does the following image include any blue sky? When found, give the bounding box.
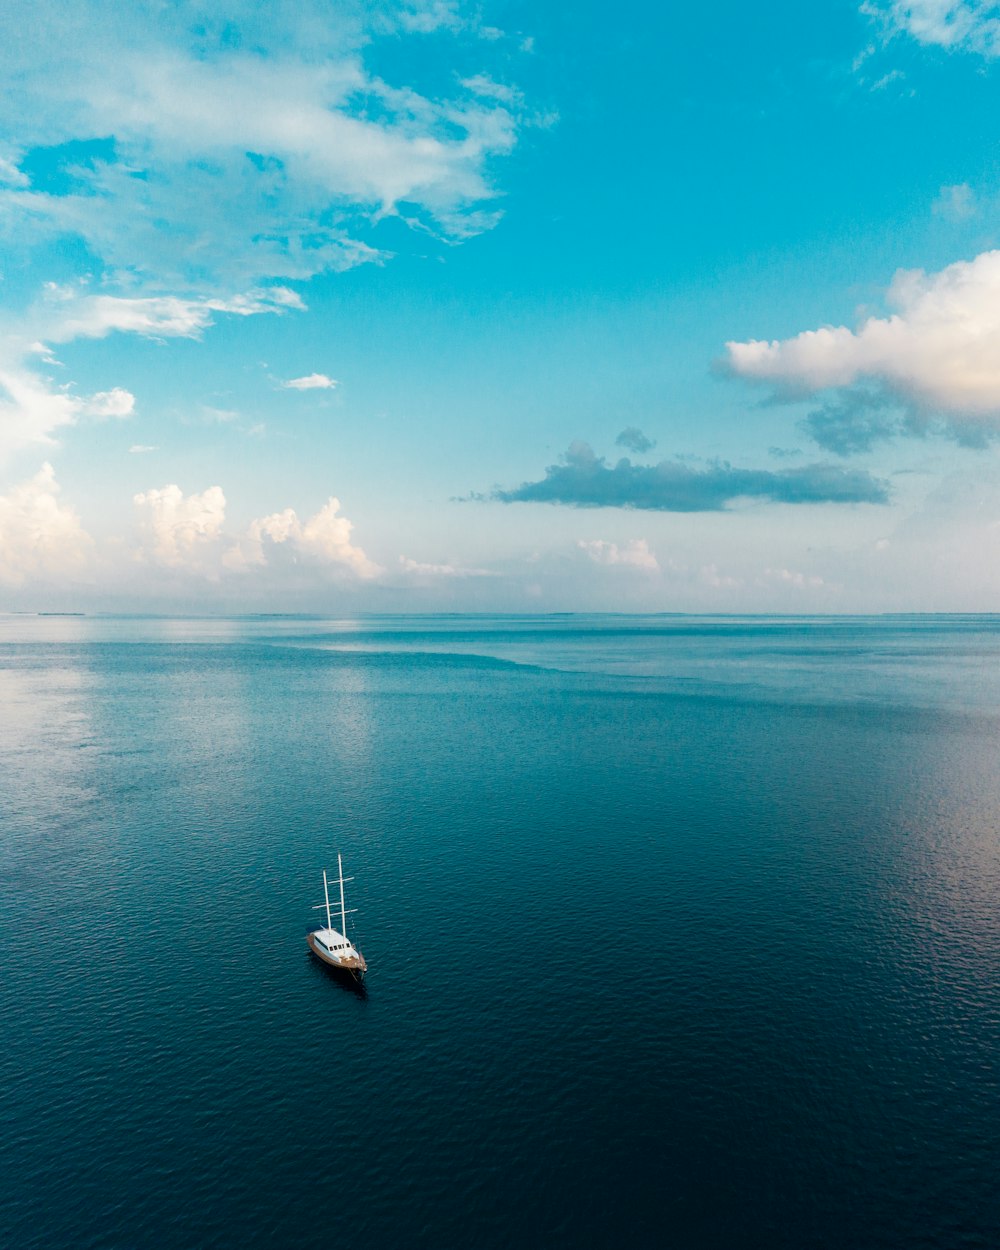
[4,0,1000,611]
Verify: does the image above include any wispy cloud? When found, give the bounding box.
[864,1,1000,57]
[281,373,337,391]
[932,182,977,221]
[488,440,889,510]
[398,555,494,577]
[0,285,306,457]
[0,3,533,462]
[394,0,464,34]
[40,286,303,344]
[0,3,529,290]
[0,360,137,459]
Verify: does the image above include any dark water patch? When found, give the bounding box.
[2,617,999,1248]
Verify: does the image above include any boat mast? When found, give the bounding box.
[338,852,348,940]
[322,869,333,931]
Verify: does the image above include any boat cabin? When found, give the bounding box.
[312,927,358,959]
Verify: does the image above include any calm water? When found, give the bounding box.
[2,614,999,1248]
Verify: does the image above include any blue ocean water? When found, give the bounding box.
[2,614,999,1249]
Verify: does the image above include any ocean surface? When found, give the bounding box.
[2,614,999,1248]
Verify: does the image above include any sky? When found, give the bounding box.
[4,0,1000,612]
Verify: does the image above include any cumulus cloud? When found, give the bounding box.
[615,426,656,454]
[865,1,1000,56]
[282,373,337,390]
[84,387,135,418]
[726,250,1000,434]
[578,539,659,570]
[0,462,92,584]
[489,440,889,510]
[133,483,227,567]
[230,497,380,578]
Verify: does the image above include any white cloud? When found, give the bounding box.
[84,387,135,418]
[398,555,494,576]
[726,249,1000,422]
[0,356,139,458]
[394,0,463,33]
[0,357,133,456]
[200,406,240,425]
[866,1,1000,56]
[461,75,519,103]
[0,365,82,457]
[0,5,527,289]
[230,497,380,578]
[762,566,825,589]
[0,5,532,460]
[133,483,226,567]
[578,538,659,570]
[129,444,157,454]
[0,154,28,187]
[0,462,92,584]
[282,372,337,390]
[42,286,300,343]
[0,284,305,456]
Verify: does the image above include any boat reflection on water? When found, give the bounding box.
[308,950,369,999]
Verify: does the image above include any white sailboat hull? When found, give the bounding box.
[307,931,367,976]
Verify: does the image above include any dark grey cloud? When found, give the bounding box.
[491,441,889,511]
[800,385,1000,454]
[801,389,902,456]
[615,426,656,454]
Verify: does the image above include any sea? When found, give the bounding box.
[1,613,999,1249]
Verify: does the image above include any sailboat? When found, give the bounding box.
[306,854,367,980]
